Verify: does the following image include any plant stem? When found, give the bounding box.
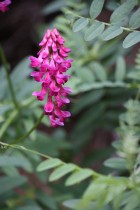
[11,112,44,144]
[0,110,18,139]
[0,98,36,139]
[0,45,19,110]
[0,141,100,178]
[66,11,135,32]
[0,141,50,159]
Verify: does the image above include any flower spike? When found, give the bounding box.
[30,28,73,127]
[0,0,11,12]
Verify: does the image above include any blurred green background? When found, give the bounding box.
[0,0,140,209]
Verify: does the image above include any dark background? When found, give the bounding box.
[0,0,54,67]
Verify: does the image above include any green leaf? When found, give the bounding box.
[49,163,76,181]
[104,158,127,170]
[84,22,105,41]
[123,196,140,210]
[25,131,70,157]
[123,31,140,48]
[72,89,104,115]
[0,103,12,115]
[110,0,138,24]
[0,176,26,194]
[106,184,126,204]
[63,199,96,210]
[37,193,57,210]
[0,67,7,99]
[65,169,93,186]
[66,76,82,94]
[71,103,105,145]
[102,26,123,41]
[63,199,80,210]
[129,8,140,29]
[78,81,126,93]
[77,67,95,83]
[11,57,30,85]
[73,18,89,32]
[90,0,105,19]
[42,0,67,15]
[23,118,36,140]
[0,155,33,172]
[92,62,107,81]
[83,180,107,200]
[112,140,122,150]
[122,191,140,210]
[37,158,62,172]
[2,166,19,177]
[115,56,126,81]
[106,1,119,11]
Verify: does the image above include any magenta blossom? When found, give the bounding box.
[0,0,11,12]
[30,28,73,127]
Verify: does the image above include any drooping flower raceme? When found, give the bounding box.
[30,28,73,127]
[0,0,11,12]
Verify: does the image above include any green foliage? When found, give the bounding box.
[0,175,27,194]
[49,163,76,181]
[1,0,140,210]
[42,0,67,15]
[92,62,107,81]
[104,157,128,170]
[102,26,123,41]
[110,0,137,24]
[129,8,140,29]
[115,56,126,81]
[123,31,140,48]
[89,0,105,19]
[35,146,138,209]
[0,154,33,172]
[70,0,140,48]
[37,158,62,171]
[84,21,105,41]
[72,17,89,32]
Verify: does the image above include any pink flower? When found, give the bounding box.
[0,0,11,12]
[30,28,73,127]
[44,100,54,113]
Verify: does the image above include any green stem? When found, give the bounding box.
[0,98,36,139]
[11,112,44,144]
[21,97,36,108]
[0,141,50,159]
[0,45,19,110]
[0,110,18,139]
[0,141,100,178]
[66,11,135,32]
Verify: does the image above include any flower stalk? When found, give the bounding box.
[30,28,73,127]
[0,110,18,139]
[0,45,19,110]
[11,112,44,144]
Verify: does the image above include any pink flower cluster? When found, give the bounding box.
[0,0,11,12]
[30,28,73,127]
